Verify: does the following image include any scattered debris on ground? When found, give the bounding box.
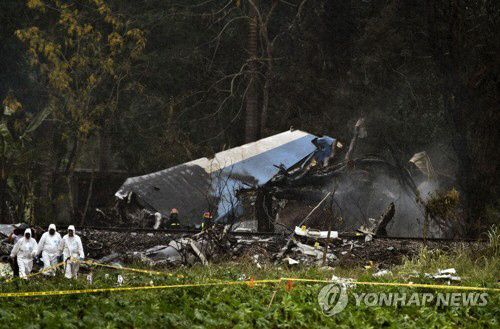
[331,275,357,288]
[424,268,461,282]
[71,226,485,272]
[372,269,391,277]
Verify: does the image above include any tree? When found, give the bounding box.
[425,0,500,235]
[0,93,52,223]
[15,0,146,220]
[245,0,259,142]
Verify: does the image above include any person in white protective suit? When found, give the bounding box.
[36,224,62,276]
[58,225,85,279]
[10,228,38,279]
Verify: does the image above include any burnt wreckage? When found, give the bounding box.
[1,127,447,271]
[115,125,437,239]
[116,130,335,227]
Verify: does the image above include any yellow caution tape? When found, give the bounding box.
[350,281,500,292]
[82,260,186,279]
[4,261,66,283]
[0,280,281,298]
[4,259,184,283]
[81,260,183,277]
[2,277,499,298]
[5,257,500,295]
[280,278,500,292]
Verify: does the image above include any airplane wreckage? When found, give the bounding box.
[114,119,446,239]
[78,120,454,269]
[1,120,459,273]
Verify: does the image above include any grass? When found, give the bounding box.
[1,228,499,328]
[395,225,500,286]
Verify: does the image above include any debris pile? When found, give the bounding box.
[276,239,337,266]
[76,215,485,271]
[79,223,341,268]
[2,221,485,278]
[0,225,14,261]
[85,226,240,268]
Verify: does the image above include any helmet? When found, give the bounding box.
[13,223,29,230]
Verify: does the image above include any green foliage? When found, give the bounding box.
[5,0,149,221]
[1,246,499,328]
[396,242,500,285]
[426,188,461,223]
[16,0,146,140]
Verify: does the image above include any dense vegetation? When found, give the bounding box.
[0,0,498,236]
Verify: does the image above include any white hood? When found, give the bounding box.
[67,225,75,233]
[24,228,32,237]
[48,224,56,231]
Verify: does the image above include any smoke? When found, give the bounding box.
[329,172,445,238]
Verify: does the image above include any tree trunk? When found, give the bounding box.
[39,118,54,198]
[0,178,7,222]
[39,156,52,198]
[0,159,11,222]
[260,71,270,134]
[245,0,259,143]
[99,130,111,173]
[80,170,95,226]
[64,138,80,221]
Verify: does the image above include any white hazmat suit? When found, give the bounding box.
[37,224,62,276]
[59,225,85,279]
[10,228,38,279]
